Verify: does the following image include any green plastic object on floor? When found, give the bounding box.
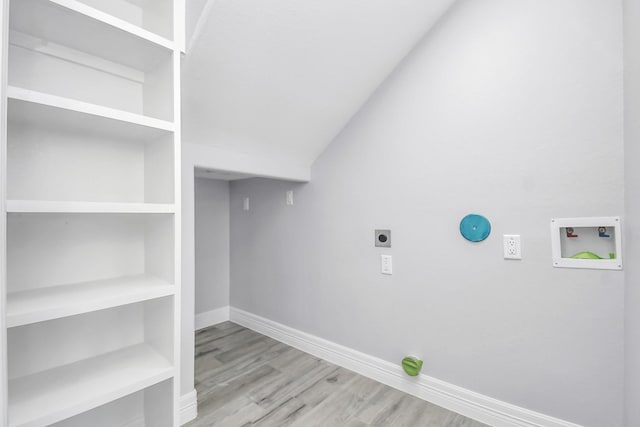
[402,356,423,377]
[570,251,616,260]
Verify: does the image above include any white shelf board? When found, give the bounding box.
[7,200,175,214]
[8,86,174,139]
[8,344,174,427]
[10,0,173,71]
[49,0,174,49]
[7,275,174,328]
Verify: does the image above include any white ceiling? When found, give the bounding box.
[182,0,456,169]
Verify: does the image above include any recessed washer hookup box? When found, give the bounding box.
[550,216,622,270]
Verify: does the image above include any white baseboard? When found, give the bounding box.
[195,306,230,331]
[180,389,198,425]
[229,307,582,427]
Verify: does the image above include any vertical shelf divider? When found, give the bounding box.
[171,1,184,424]
[1,0,9,425]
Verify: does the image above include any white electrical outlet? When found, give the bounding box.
[381,255,393,275]
[243,197,250,211]
[286,190,294,205]
[503,235,521,259]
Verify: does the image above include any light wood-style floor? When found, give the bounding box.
[187,322,488,427]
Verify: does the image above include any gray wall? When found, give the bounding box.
[195,177,230,314]
[230,1,624,426]
[624,0,640,425]
[180,143,308,398]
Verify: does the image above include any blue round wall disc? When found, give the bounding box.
[460,214,491,242]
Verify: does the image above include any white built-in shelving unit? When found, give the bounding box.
[1,0,182,425]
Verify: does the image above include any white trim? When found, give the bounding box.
[229,308,583,427]
[0,0,8,423]
[195,306,229,330]
[176,0,186,53]
[172,45,183,427]
[179,389,198,425]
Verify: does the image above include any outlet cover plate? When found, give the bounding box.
[503,235,521,260]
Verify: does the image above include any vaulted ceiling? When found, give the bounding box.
[182,0,456,171]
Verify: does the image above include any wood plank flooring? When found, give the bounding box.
[187,322,488,427]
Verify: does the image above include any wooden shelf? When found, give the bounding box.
[8,344,173,427]
[8,86,174,140]
[10,0,173,71]
[7,275,174,328]
[6,200,175,214]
